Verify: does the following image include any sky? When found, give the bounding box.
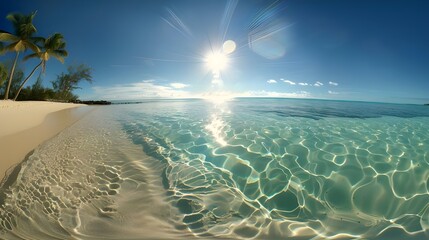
[1,0,429,104]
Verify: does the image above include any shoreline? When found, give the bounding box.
[0,100,92,184]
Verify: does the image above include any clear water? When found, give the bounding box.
[1,98,429,239]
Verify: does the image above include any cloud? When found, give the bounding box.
[200,90,310,99]
[170,82,189,89]
[329,81,339,86]
[314,81,324,87]
[283,80,296,85]
[298,82,309,86]
[239,90,310,98]
[92,81,191,100]
[267,79,277,84]
[89,81,310,100]
[328,90,339,95]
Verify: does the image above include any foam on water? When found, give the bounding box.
[1,99,429,239]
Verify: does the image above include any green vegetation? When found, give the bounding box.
[15,73,55,101]
[0,63,7,87]
[0,68,24,98]
[0,11,92,102]
[0,12,39,100]
[0,64,92,101]
[52,64,92,101]
[14,33,68,100]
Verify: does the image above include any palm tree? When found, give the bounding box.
[14,33,68,100]
[0,12,39,100]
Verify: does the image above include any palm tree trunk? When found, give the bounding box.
[4,51,20,100]
[14,60,43,101]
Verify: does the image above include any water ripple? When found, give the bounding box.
[122,100,429,239]
[1,99,429,239]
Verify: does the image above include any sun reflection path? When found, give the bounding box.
[205,114,227,146]
[204,100,232,146]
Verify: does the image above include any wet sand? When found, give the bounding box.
[0,101,91,184]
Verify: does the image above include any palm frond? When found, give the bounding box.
[49,51,66,63]
[23,52,40,61]
[7,13,26,36]
[41,33,67,63]
[6,13,22,30]
[29,11,37,21]
[1,42,18,54]
[0,32,19,42]
[14,41,26,51]
[23,41,40,53]
[31,36,45,44]
[52,49,68,57]
[17,23,37,39]
[45,33,66,49]
[6,12,37,39]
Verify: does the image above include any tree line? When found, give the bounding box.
[0,11,92,101]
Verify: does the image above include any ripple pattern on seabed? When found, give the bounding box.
[0,100,429,240]
[122,101,429,239]
[0,108,196,240]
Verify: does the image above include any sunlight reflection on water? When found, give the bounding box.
[204,99,232,146]
[1,99,429,239]
[205,114,227,146]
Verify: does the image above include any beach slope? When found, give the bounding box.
[0,100,90,183]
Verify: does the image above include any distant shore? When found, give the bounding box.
[0,100,91,185]
[71,100,112,105]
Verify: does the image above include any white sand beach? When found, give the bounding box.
[0,100,90,182]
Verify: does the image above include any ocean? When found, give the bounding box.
[1,98,429,239]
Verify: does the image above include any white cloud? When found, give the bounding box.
[92,81,191,100]
[314,81,324,87]
[170,82,189,89]
[298,82,308,86]
[198,90,310,99]
[328,90,339,95]
[329,81,338,86]
[267,79,277,84]
[283,80,296,85]
[238,90,310,98]
[89,81,311,100]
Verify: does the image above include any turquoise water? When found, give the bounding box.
[1,98,429,239]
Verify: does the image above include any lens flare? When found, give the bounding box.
[222,40,236,54]
[248,1,290,59]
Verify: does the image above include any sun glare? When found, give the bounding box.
[205,52,228,71]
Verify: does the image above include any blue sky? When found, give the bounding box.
[1,0,429,104]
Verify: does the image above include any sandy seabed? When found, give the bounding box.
[1,99,429,239]
[0,100,90,183]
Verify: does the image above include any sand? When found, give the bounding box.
[0,100,91,183]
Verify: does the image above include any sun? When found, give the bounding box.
[205,52,228,71]
[204,40,236,72]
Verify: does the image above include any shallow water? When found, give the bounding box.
[1,98,429,239]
